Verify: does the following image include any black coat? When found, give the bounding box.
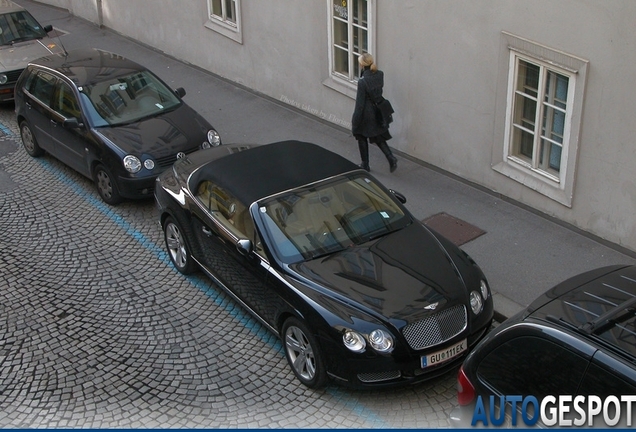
[351,68,389,139]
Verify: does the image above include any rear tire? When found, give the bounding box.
[20,120,44,157]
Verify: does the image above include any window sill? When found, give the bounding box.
[204,19,242,44]
[492,160,573,207]
[322,75,357,99]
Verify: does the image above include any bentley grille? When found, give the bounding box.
[402,304,467,350]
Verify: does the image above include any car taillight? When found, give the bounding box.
[457,365,476,406]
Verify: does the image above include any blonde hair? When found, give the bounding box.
[358,53,377,72]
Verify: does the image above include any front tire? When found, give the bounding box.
[20,120,43,157]
[93,164,122,205]
[164,216,196,274]
[282,317,328,389]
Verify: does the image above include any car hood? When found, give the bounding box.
[288,222,468,327]
[0,37,63,70]
[94,104,209,157]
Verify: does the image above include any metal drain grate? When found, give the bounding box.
[423,212,486,246]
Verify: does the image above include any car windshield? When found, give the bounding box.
[0,10,47,45]
[77,70,181,127]
[258,174,411,263]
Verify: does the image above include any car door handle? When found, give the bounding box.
[50,119,58,127]
[202,226,212,236]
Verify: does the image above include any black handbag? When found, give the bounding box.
[375,98,394,126]
[368,90,394,127]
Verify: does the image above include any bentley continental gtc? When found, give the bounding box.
[155,140,494,389]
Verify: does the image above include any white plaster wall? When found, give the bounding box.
[35,0,100,24]
[35,0,636,251]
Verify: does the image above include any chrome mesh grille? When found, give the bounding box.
[358,370,401,383]
[402,305,467,350]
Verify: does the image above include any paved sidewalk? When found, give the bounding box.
[13,0,636,320]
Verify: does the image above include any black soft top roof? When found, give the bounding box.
[188,141,359,205]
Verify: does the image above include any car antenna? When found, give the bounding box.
[50,25,68,57]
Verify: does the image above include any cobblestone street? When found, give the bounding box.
[0,103,457,427]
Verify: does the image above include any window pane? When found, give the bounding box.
[352,0,368,26]
[334,46,349,75]
[513,94,536,129]
[512,127,534,161]
[55,83,80,118]
[516,60,540,98]
[211,0,222,16]
[545,71,569,109]
[333,0,349,20]
[539,139,562,172]
[333,18,348,49]
[225,0,236,23]
[511,93,536,160]
[353,25,367,54]
[477,336,587,399]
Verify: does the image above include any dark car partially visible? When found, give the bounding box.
[14,47,221,204]
[451,265,636,428]
[0,0,63,102]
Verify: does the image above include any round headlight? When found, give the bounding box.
[206,129,221,147]
[0,74,7,85]
[123,155,142,173]
[343,330,366,353]
[143,159,155,170]
[480,279,489,299]
[470,290,484,315]
[368,329,393,353]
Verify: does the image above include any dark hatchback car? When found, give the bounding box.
[451,264,636,428]
[15,47,221,205]
[0,0,63,102]
[155,140,494,389]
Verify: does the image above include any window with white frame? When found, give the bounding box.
[205,0,242,43]
[325,0,375,95]
[492,32,588,207]
[508,56,571,182]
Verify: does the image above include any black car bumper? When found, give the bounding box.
[117,173,158,200]
[322,322,492,389]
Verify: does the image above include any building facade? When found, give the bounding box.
[38,0,636,253]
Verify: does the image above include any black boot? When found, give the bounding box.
[357,140,370,171]
[377,141,397,173]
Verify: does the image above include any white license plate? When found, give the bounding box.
[421,339,467,368]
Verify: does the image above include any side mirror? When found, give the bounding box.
[175,87,186,98]
[43,25,53,33]
[389,189,407,204]
[63,118,82,129]
[236,238,253,256]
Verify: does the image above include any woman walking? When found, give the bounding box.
[351,53,397,173]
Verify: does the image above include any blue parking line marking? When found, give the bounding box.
[31,156,390,429]
[0,120,13,136]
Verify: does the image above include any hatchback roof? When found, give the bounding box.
[29,48,145,87]
[188,141,360,205]
[530,264,636,359]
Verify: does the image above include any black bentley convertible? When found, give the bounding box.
[155,141,493,389]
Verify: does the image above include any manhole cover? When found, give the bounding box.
[423,212,486,246]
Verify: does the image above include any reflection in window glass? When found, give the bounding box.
[258,174,410,263]
[477,336,586,399]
